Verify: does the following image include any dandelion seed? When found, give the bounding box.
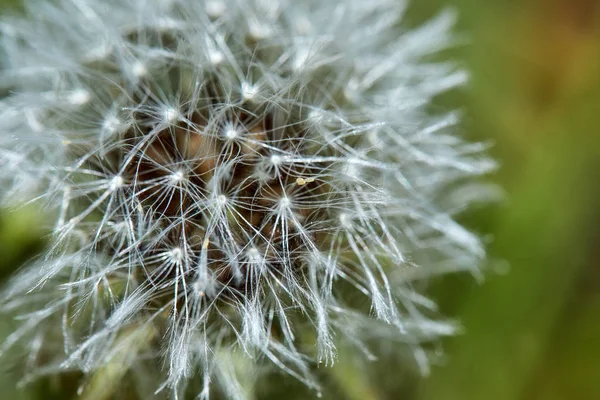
[67,89,91,106]
[223,124,239,141]
[102,114,122,135]
[270,155,282,166]
[205,1,226,18]
[208,49,224,65]
[241,81,259,102]
[131,61,148,78]
[163,107,180,124]
[109,175,124,191]
[169,170,185,183]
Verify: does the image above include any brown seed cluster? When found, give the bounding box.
[114,94,333,296]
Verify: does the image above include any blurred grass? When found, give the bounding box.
[417,1,600,400]
[0,206,46,399]
[1,0,600,399]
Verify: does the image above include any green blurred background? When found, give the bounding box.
[1,0,599,399]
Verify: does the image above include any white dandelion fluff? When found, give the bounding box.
[0,0,495,398]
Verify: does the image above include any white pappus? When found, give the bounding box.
[0,0,495,399]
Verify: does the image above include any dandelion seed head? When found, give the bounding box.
[0,0,496,398]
